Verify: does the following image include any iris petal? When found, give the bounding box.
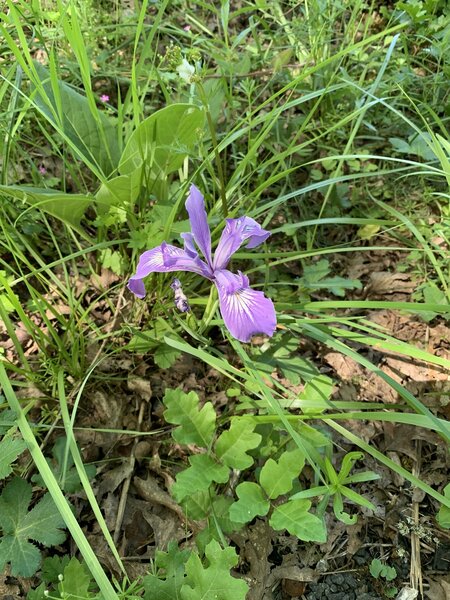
[214,270,276,342]
[185,184,213,267]
[213,216,270,270]
[127,243,211,298]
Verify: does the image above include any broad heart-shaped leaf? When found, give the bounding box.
[0,477,66,577]
[259,448,305,499]
[270,499,326,542]
[0,437,27,480]
[34,63,120,177]
[229,482,270,524]
[143,542,190,600]
[163,389,216,447]
[437,483,450,529]
[95,172,141,215]
[181,539,248,600]
[0,185,92,233]
[119,104,204,177]
[215,418,261,470]
[171,454,229,504]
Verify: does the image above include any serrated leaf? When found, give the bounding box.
[215,418,261,470]
[0,408,16,434]
[437,483,450,529]
[0,437,27,479]
[181,540,248,600]
[57,558,92,598]
[229,482,270,523]
[163,389,216,447]
[143,542,190,600]
[154,343,181,369]
[119,104,204,178]
[269,499,326,542]
[172,455,229,503]
[259,449,305,499]
[41,555,71,584]
[0,478,66,577]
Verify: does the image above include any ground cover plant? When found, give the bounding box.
[0,0,449,598]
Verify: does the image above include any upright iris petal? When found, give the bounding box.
[128,185,277,342]
[214,270,276,342]
[213,216,270,271]
[185,184,213,268]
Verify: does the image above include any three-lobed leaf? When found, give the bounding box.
[215,418,261,470]
[269,499,326,542]
[163,389,216,447]
[171,455,229,504]
[229,482,270,524]
[259,448,305,499]
[181,540,248,600]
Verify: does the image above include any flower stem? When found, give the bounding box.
[196,82,228,218]
[199,284,219,334]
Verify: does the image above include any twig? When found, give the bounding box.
[114,400,146,547]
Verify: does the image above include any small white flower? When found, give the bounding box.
[176,58,195,83]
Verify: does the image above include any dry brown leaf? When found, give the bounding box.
[323,352,364,381]
[127,376,152,401]
[368,272,416,296]
[425,578,450,600]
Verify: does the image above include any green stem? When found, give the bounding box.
[196,82,228,218]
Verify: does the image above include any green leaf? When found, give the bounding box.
[95,172,141,215]
[0,185,92,232]
[154,343,182,369]
[26,582,47,600]
[143,542,190,600]
[437,483,450,529]
[229,482,270,523]
[32,437,96,494]
[298,374,334,415]
[172,455,229,504]
[0,408,17,434]
[57,558,92,598]
[369,558,397,581]
[0,477,66,577]
[215,419,261,470]
[41,555,71,583]
[0,437,27,480]
[259,449,305,499]
[163,389,216,447]
[34,63,120,177]
[119,104,204,178]
[181,540,248,600]
[269,499,327,542]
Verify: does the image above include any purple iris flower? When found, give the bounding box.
[128,185,277,342]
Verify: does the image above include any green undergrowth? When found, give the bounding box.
[0,0,449,598]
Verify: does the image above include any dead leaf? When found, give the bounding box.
[425,577,450,600]
[127,376,152,401]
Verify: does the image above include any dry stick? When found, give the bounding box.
[114,400,146,547]
[410,439,423,596]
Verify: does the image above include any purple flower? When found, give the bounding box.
[99,94,109,103]
[128,185,277,343]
